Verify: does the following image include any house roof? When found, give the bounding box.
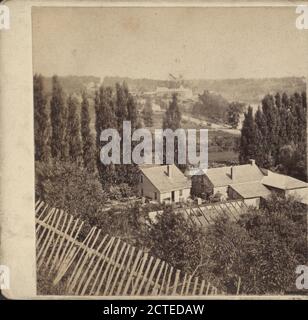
[229,182,272,199]
[204,163,264,187]
[140,164,191,193]
[261,171,308,190]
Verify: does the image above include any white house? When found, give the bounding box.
[138,164,191,203]
[192,159,308,207]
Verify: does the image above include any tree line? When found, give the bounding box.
[140,194,307,294]
[239,92,307,181]
[34,74,143,186]
[34,74,183,188]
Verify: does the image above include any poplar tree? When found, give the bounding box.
[142,98,154,127]
[239,106,256,164]
[261,94,279,162]
[163,94,182,167]
[163,93,181,131]
[239,91,307,181]
[126,93,140,185]
[81,92,96,172]
[66,95,82,162]
[50,75,68,160]
[33,74,51,161]
[95,86,117,184]
[115,82,128,131]
[254,107,267,166]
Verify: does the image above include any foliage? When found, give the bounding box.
[142,98,154,127]
[50,75,68,160]
[226,102,245,128]
[162,94,183,168]
[66,95,82,162]
[94,83,139,186]
[205,195,307,294]
[80,92,96,172]
[34,74,51,161]
[140,207,210,275]
[140,195,307,294]
[35,160,106,219]
[239,92,307,181]
[239,106,257,164]
[192,90,229,122]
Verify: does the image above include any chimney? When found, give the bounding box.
[249,159,256,166]
[166,165,171,177]
[231,166,235,180]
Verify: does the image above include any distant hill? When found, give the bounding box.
[103,76,178,92]
[103,76,306,104]
[42,75,101,96]
[41,75,306,105]
[186,77,306,104]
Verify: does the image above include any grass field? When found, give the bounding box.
[208,150,239,163]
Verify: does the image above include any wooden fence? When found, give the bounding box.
[35,201,223,296]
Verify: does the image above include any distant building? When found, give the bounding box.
[151,102,161,112]
[138,164,191,203]
[192,159,308,207]
[144,85,193,100]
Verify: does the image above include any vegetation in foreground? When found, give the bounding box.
[34,75,307,295]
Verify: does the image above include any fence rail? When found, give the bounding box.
[35,201,223,296]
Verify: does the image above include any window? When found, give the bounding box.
[140,175,143,183]
[154,192,157,200]
[179,190,183,196]
[141,188,143,196]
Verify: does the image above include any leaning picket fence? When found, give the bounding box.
[35,201,223,296]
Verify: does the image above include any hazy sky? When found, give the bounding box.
[32,6,308,80]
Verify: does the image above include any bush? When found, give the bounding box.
[36,160,106,219]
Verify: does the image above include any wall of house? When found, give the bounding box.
[138,174,159,201]
[139,173,191,203]
[286,187,308,202]
[228,186,240,200]
[264,186,285,197]
[159,188,191,203]
[243,197,260,208]
[228,186,260,208]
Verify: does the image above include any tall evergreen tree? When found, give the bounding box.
[163,93,182,130]
[66,95,82,162]
[261,94,279,163]
[95,86,117,184]
[239,106,257,164]
[125,93,140,185]
[142,98,154,127]
[115,82,128,131]
[33,74,51,161]
[127,94,139,131]
[254,107,267,166]
[81,92,96,172]
[50,75,68,160]
[239,91,307,181]
[162,94,182,166]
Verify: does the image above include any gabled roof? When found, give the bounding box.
[140,164,191,193]
[204,163,264,187]
[261,171,308,190]
[229,182,272,199]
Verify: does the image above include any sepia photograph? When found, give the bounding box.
[16,4,308,297]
